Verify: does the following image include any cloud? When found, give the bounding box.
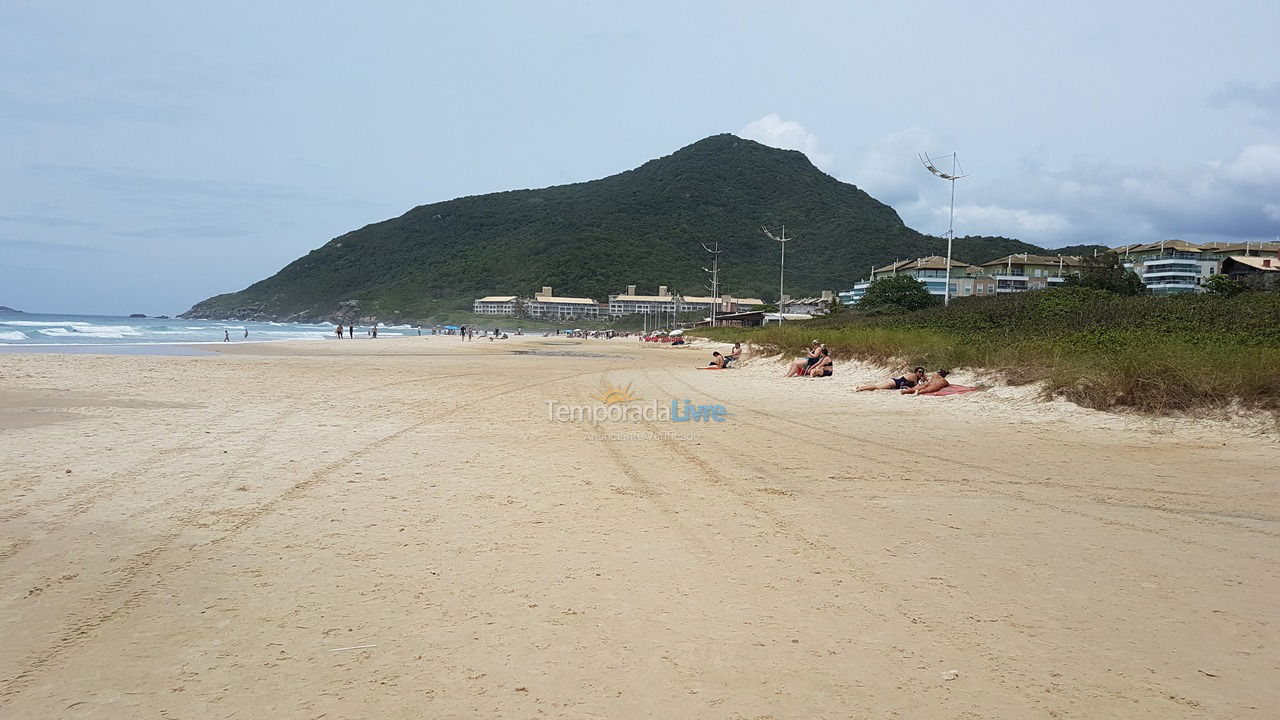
[0,235,108,254]
[949,205,1070,236]
[1209,80,1280,127]
[846,126,938,207]
[846,128,1280,247]
[1070,147,1278,243]
[740,114,834,170]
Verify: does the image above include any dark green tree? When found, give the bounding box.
[1063,253,1148,296]
[859,275,941,311]
[1202,274,1249,297]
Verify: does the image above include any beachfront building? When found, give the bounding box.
[472,296,519,316]
[782,291,836,315]
[607,285,678,316]
[699,310,814,327]
[839,256,998,305]
[677,294,766,314]
[1116,240,1280,294]
[525,287,600,319]
[1220,254,1280,289]
[981,254,1084,294]
[608,285,765,316]
[1116,240,1219,295]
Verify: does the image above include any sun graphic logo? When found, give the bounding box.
[591,380,640,405]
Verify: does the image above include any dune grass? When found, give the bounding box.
[692,289,1280,415]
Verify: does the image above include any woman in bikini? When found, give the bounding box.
[808,347,833,377]
[857,367,925,392]
[902,369,950,395]
[786,340,824,377]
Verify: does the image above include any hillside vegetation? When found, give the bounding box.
[184,134,1089,322]
[694,289,1280,415]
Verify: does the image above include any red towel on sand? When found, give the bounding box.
[921,384,979,396]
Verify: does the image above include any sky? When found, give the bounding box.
[2,1,1278,315]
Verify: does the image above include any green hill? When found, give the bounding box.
[183,134,1071,322]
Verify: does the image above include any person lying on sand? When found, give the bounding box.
[857,367,926,392]
[807,346,833,377]
[702,351,727,369]
[902,369,949,395]
[786,340,823,377]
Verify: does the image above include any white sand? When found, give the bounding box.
[1,335,1277,718]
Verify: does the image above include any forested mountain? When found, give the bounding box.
[184,134,1079,321]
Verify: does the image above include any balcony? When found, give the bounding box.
[1141,269,1200,279]
[1143,257,1205,267]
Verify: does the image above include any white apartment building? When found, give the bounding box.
[472,296,518,315]
[608,285,678,315]
[525,287,599,319]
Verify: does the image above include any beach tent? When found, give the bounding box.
[669,329,685,336]
[442,325,459,330]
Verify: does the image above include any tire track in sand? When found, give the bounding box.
[0,368,585,702]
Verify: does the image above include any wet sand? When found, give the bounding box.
[1,335,1277,718]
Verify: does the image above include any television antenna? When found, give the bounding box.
[701,240,722,327]
[919,152,968,305]
[762,226,791,324]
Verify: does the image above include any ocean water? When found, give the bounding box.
[0,311,421,352]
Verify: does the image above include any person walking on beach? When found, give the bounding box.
[336,324,344,339]
[223,330,230,342]
[460,325,467,340]
[372,326,378,339]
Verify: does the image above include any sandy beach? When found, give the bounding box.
[1,335,1277,719]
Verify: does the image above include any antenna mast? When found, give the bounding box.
[919,152,968,306]
[702,240,722,328]
[762,226,791,324]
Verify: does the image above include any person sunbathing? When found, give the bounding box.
[807,347,833,377]
[786,340,823,377]
[703,351,727,369]
[902,369,950,395]
[857,367,926,392]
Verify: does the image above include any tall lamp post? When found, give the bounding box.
[762,226,790,324]
[919,153,967,306]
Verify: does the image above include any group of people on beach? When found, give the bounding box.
[335,324,375,339]
[855,365,950,395]
[784,340,834,378]
[763,339,951,394]
[703,342,742,369]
